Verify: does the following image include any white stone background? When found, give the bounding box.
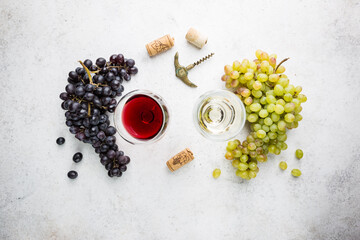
[0,0,359,239]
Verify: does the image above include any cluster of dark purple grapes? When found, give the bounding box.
[59,54,138,177]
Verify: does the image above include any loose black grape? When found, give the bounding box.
[56,137,65,145]
[67,170,78,179]
[96,57,106,68]
[73,152,83,163]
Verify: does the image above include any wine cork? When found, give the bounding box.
[166,148,194,172]
[145,34,175,57]
[185,27,208,49]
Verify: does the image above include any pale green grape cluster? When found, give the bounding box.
[221,50,306,180]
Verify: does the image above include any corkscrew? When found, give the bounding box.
[174,52,214,88]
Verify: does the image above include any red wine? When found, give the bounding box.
[121,94,164,139]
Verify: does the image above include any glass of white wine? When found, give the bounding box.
[193,89,246,141]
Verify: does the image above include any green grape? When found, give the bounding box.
[295,114,303,122]
[249,103,261,112]
[242,140,248,148]
[277,120,286,131]
[267,65,274,75]
[284,113,295,123]
[233,149,242,158]
[278,77,289,87]
[292,98,300,107]
[294,86,302,95]
[276,99,286,106]
[244,96,253,105]
[239,88,251,97]
[225,82,231,88]
[240,154,249,163]
[267,103,275,112]
[257,73,268,82]
[238,162,249,171]
[262,145,269,154]
[239,74,247,84]
[259,109,269,118]
[256,147,263,155]
[274,148,281,155]
[224,65,233,75]
[249,61,257,71]
[270,124,278,132]
[279,161,287,170]
[256,154,267,162]
[239,170,249,179]
[262,125,270,132]
[246,135,255,143]
[233,139,241,145]
[225,151,234,160]
[232,159,240,168]
[249,151,257,158]
[294,106,302,114]
[213,168,221,179]
[260,96,267,105]
[253,98,260,104]
[258,119,264,125]
[297,94,307,103]
[268,144,276,153]
[271,112,280,122]
[264,117,273,126]
[295,149,303,159]
[279,142,288,150]
[235,169,242,177]
[221,74,231,82]
[260,61,269,72]
[277,133,287,142]
[247,79,255,89]
[263,135,270,143]
[256,129,266,138]
[284,93,293,102]
[233,60,241,71]
[241,147,249,155]
[245,105,252,113]
[253,81,262,90]
[254,139,263,147]
[227,141,238,150]
[266,90,274,96]
[266,95,276,104]
[230,71,240,79]
[248,142,256,150]
[285,85,295,95]
[291,169,301,177]
[244,72,254,81]
[274,104,285,114]
[248,170,257,179]
[248,161,257,170]
[247,114,258,122]
[268,132,277,140]
[226,146,233,152]
[284,103,295,112]
[231,79,240,88]
[268,74,280,83]
[253,123,262,131]
[261,83,266,91]
[274,85,284,96]
[252,90,263,98]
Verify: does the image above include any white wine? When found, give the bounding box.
[194,90,245,141]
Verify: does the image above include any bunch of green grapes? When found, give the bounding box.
[221,50,307,180]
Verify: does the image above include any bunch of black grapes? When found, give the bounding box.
[59,54,138,177]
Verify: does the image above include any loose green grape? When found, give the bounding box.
[225,151,234,160]
[267,103,275,112]
[232,159,240,168]
[266,95,276,104]
[279,161,287,170]
[262,125,270,132]
[274,85,284,96]
[248,170,257,179]
[284,103,295,112]
[295,114,303,122]
[247,113,258,122]
[249,103,262,112]
[227,141,237,150]
[238,162,249,171]
[213,168,221,179]
[252,90,263,98]
[264,117,273,126]
[274,104,285,114]
[291,169,302,177]
[271,112,280,122]
[253,123,262,131]
[284,93,293,102]
[244,72,254,81]
[256,129,266,138]
[240,154,249,163]
[297,94,307,103]
[257,73,268,82]
[270,124,278,132]
[248,161,257,170]
[259,109,269,118]
[248,142,256,150]
[284,113,295,123]
[233,149,242,158]
[295,149,303,159]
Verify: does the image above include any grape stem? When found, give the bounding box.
[275,58,289,72]
[79,61,94,85]
[88,103,91,116]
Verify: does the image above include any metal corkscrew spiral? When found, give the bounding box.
[193,53,215,66]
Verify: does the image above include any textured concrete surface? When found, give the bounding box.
[0,0,359,239]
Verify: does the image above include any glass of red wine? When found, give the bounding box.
[114,89,170,144]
